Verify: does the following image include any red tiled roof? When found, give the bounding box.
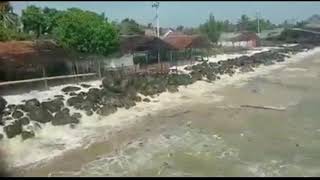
[163,34,212,50]
[0,40,68,65]
[163,35,194,49]
[0,41,36,58]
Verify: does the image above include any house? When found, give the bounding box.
[163,33,212,64]
[0,40,73,81]
[257,28,284,39]
[161,28,177,38]
[218,31,260,48]
[163,33,211,50]
[116,35,177,65]
[144,28,156,37]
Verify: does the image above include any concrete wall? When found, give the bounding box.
[103,54,134,68]
[218,40,256,48]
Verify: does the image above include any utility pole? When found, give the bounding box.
[152,2,161,71]
[152,2,160,37]
[256,11,260,35]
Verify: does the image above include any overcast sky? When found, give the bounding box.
[10,1,320,28]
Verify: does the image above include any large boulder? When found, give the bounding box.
[167,85,179,93]
[125,86,138,100]
[239,66,254,73]
[42,99,64,113]
[86,88,102,103]
[25,98,40,112]
[100,95,123,108]
[96,104,117,116]
[176,74,193,86]
[54,95,65,99]
[18,117,30,126]
[2,110,11,117]
[85,110,93,116]
[4,120,23,138]
[143,98,151,102]
[121,97,136,109]
[71,113,82,119]
[133,96,142,102]
[16,104,27,112]
[6,104,16,112]
[29,107,53,123]
[67,96,84,107]
[140,85,158,96]
[21,130,35,140]
[80,84,91,88]
[79,100,96,112]
[52,110,79,126]
[0,115,3,126]
[0,96,7,113]
[12,110,24,119]
[190,71,202,82]
[206,73,217,82]
[61,86,81,93]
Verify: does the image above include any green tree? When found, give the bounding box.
[237,14,250,31]
[176,25,184,31]
[0,1,18,29]
[21,5,45,38]
[237,14,276,33]
[119,18,144,35]
[53,8,119,77]
[42,7,61,35]
[222,20,236,32]
[199,13,222,43]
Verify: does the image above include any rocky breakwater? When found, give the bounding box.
[0,44,311,142]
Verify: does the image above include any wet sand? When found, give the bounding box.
[12,48,320,176]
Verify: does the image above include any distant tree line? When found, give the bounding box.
[173,13,279,44]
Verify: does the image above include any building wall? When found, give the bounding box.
[103,54,134,68]
[218,40,256,48]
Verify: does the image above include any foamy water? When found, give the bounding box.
[1,45,319,170]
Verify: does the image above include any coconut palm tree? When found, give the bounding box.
[0,1,18,28]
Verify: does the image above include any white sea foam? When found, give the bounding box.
[3,80,101,105]
[283,67,308,72]
[1,46,320,169]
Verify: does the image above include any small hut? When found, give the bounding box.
[219,31,260,48]
[0,40,72,82]
[163,33,212,64]
[119,35,177,65]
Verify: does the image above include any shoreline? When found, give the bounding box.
[1,44,318,176]
[14,44,320,177]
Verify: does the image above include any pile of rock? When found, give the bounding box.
[0,91,82,140]
[185,45,309,81]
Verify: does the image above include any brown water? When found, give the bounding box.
[14,48,320,177]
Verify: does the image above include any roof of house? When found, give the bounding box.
[119,35,177,54]
[0,40,69,65]
[258,28,284,39]
[163,31,185,38]
[230,32,260,42]
[163,34,212,50]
